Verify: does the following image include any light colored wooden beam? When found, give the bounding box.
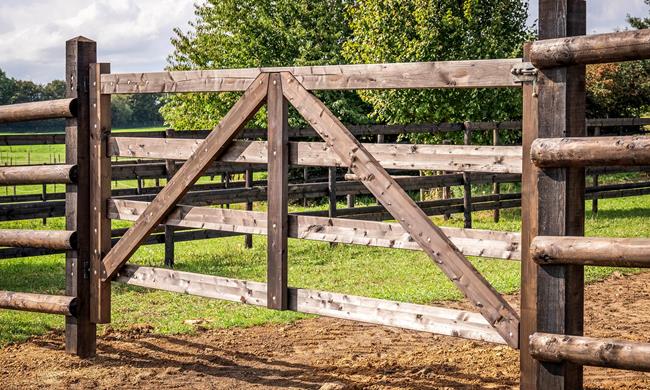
[531,236,650,267]
[0,98,76,124]
[109,137,522,174]
[0,164,77,185]
[0,229,76,250]
[115,264,506,345]
[531,136,650,168]
[100,59,522,94]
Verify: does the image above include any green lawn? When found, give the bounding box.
[0,129,648,346]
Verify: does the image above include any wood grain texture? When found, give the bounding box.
[266,73,288,310]
[531,29,650,68]
[531,136,650,167]
[280,72,520,347]
[89,63,112,324]
[0,98,76,124]
[0,164,77,185]
[101,74,269,280]
[530,332,650,372]
[101,59,522,94]
[0,291,78,316]
[109,137,522,173]
[531,236,650,267]
[0,229,76,249]
[115,264,506,345]
[107,199,521,261]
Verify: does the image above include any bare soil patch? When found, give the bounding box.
[1,272,650,389]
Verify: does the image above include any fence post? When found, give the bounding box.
[244,168,253,248]
[64,36,96,358]
[520,1,586,388]
[302,167,308,207]
[267,73,288,310]
[346,167,355,208]
[164,129,176,268]
[493,127,501,223]
[89,62,112,325]
[328,167,337,248]
[591,126,600,215]
[442,140,452,221]
[462,126,472,229]
[41,183,47,225]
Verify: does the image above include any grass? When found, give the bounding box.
[0,129,648,346]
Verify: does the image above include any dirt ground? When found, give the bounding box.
[1,272,650,389]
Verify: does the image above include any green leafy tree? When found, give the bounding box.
[342,0,532,145]
[161,0,371,130]
[628,0,650,29]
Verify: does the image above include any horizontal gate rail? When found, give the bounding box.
[100,59,522,94]
[116,264,506,345]
[531,136,650,167]
[0,291,78,316]
[530,333,650,372]
[0,229,76,250]
[107,199,522,261]
[530,29,650,68]
[530,236,650,267]
[109,137,523,174]
[0,98,77,124]
[0,164,77,185]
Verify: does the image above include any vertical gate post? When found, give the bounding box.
[244,168,254,248]
[89,62,112,324]
[164,128,176,267]
[328,167,337,248]
[64,36,96,357]
[520,1,586,389]
[462,126,472,228]
[591,126,601,215]
[492,127,501,223]
[267,73,289,310]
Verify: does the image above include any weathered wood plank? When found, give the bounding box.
[531,136,650,167]
[101,59,522,94]
[0,291,77,316]
[530,333,650,372]
[531,29,650,68]
[107,199,521,261]
[0,164,77,185]
[281,72,520,347]
[101,74,269,280]
[115,264,506,344]
[0,229,76,250]
[266,73,289,310]
[531,236,650,267]
[0,98,76,124]
[108,137,522,173]
[89,63,112,324]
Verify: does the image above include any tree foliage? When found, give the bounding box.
[161,0,372,130]
[342,0,532,144]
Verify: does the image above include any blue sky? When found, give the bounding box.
[0,0,647,84]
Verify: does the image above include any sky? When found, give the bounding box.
[0,0,648,84]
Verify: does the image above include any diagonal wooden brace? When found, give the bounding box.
[280,72,520,348]
[101,73,269,280]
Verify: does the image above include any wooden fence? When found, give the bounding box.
[0,16,650,389]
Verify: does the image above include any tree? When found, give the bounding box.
[586,2,650,119]
[161,0,372,130]
[342,0,532,145]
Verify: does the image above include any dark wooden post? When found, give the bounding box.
[328,167,337,248]
[346,167,355,208]
[520,1,586,389]
[164,129,176,268]
[64,36,96,357]
[267,73,288,310]
[591,126,600,215]
[41,183,47,225]
[244,168,253,248]
[442,139,452,221]
[462,126,472,229]
[302,167,308,207]
[493,128,501,223]
[89,62,112,325]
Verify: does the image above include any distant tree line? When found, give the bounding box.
[0,68,163,132]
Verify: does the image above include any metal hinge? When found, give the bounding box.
[511,62,539,96]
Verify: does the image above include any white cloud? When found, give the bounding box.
[0,0,197,83]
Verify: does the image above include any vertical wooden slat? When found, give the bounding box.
[442,140,452,221]
[328,167,337,248]
[493,128,501,223]
[244,168,254,248]
[346,167,356,208]
[462,127,472,228]
[266,73,289,310]
[64,36,96,357]
[89,62,112,324]
[521,1,587,389]
[591,126,600,215]
[164,128,176,268]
